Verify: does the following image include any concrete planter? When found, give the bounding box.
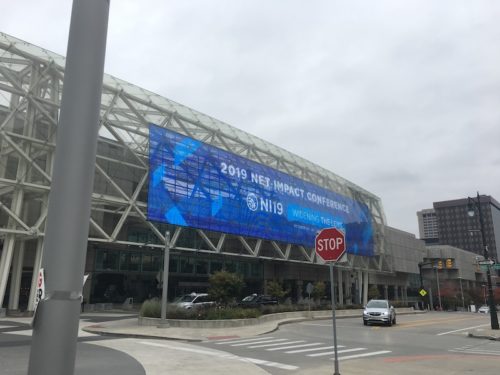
[138,307,417,328]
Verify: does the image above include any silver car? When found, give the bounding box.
[173,293,215,309]
[363,299,396,326]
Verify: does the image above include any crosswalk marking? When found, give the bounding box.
[140,341,298,371]
[208,337,393,364]
[215,337,275,345]
[338,350,392,361]
[231,338,287,347]
[286,345,336,354]
[242,357,298,370]
[250,340,305,349]
[450,344,500,357]
[308,348,365,357]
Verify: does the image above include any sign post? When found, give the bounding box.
[315,227,346,375]
[160,231,171,327]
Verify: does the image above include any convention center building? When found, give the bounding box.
[0,33,482,313]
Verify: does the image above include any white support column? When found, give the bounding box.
[337,269,344,306]
[27,238,44,311]
[384,285,389,300]
[8,241,25,310]
[394,284,399,301]
[0,235,16,307]
[357,271,363,304]
[344,271,352,305]
[363,271,369,306]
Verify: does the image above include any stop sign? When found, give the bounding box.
[315,227,346,262]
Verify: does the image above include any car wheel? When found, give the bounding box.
[392,315,396,325]
[363,320,367,326]
[387,319,392,327]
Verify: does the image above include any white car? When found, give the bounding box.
[363,299,396,326]
[173,293,215,309]
[478,305,490,314]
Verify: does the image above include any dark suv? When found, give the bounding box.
[239,294,278,308]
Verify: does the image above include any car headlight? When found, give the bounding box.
[363,310,368,315]
[381,311,388,316]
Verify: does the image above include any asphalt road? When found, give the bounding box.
[2,311,499,374]
[198,311,500,374]
[0,314,145,375]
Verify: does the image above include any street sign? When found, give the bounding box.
[34,268,45,307]
[478,259,495,266]
[306,282,314,295]
[315,228,346,262]
[480,264,500,270]
[31,268,45,327]
[419,289,427,297]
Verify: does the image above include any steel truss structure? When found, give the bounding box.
[0,33,391,310]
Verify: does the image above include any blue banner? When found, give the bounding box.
[147,124,374,255]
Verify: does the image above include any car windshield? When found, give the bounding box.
[242,295,257,302]
[175,295,196,303]
[366,300,388,308]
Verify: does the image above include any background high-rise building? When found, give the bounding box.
[432,195,500,261]
[416,208,439,244]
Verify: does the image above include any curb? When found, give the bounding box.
[467,333,500,341]
[82,309,425,341]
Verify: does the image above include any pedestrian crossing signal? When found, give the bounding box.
[437,260,443,269]
[446,258,453,269]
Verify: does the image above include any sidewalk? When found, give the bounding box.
[468,327,500,341]
[82,314,304,341]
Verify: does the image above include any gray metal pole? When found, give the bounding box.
[475,192,499,329]
[27,1,109,374]
[435,266,442,310]
[161,231,170,323]
[459,278,465,310]
[330,262,340,375]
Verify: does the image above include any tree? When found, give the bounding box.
[311,281,326,302]
[208,270,245,306]
[368,285,380,300]
[266,280,288,301]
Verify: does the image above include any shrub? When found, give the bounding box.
[140,298,161,318]
[205,307,261,320]
[311,281,326,302]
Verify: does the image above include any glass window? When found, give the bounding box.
[142,253,162,272]
[180,257,194,274]
[210,260,223,273]
[95,250,119,271]
[169,257,179,273]
[195,259,208,275]
[120,252,141,271]
[251,263,263,278]
[225,262,237,273]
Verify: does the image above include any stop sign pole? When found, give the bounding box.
[316,228,346,375]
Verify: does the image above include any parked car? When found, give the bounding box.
[362,299,396,326]
[238,294,278,308]
[477,305,490,314]
[172,293,215,309]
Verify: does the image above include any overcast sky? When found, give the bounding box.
[3,1,500,236]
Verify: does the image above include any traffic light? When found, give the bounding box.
[437,260,443,269]
[446,258,453,269]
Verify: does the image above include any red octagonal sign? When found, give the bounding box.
[315,227,346,262]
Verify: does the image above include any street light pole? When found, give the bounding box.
[468,192,499,330]
[458,277,465,311]
[435,265,442,311]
